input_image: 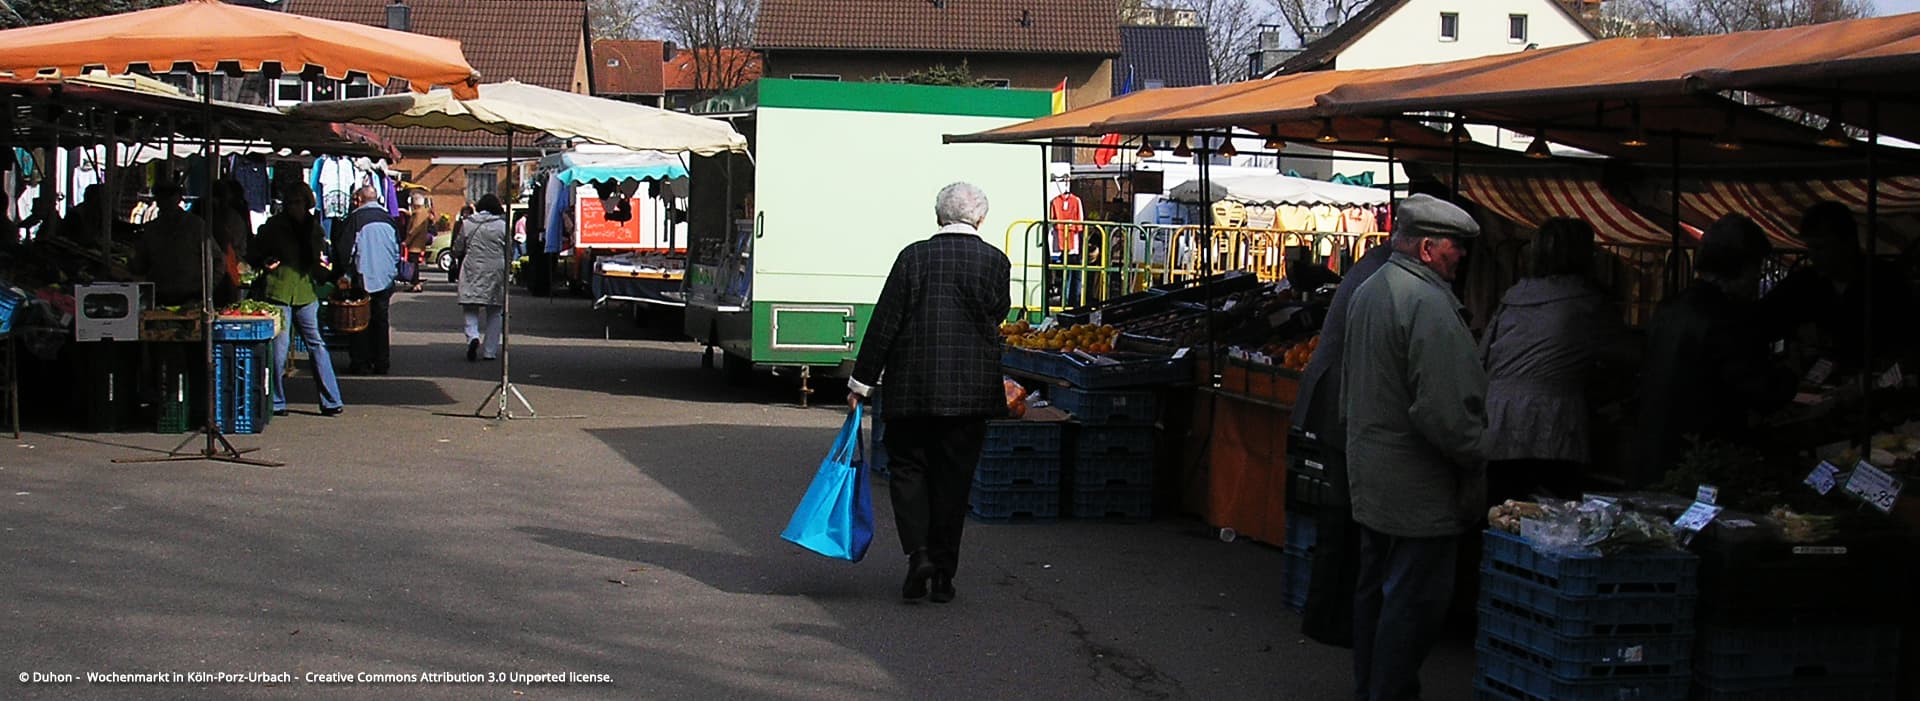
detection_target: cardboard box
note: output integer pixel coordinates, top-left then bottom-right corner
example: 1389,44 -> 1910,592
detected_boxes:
74,282 -> 152,342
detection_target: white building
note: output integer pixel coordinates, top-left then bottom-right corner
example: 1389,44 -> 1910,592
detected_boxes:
1262,0 -> 1597,182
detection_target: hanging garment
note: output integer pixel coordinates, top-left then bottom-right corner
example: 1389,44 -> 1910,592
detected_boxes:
1278,204 -> 1314,231
1340,206 -> 1376,234
231,156 -> 270,212
1309,204 -> 1341,232
1211,200 -> 1246,228
1244,204 -> 1277,230
314,156 -> 355,218
1049,192 -> 1084,255
544,172 -> 571,254
382,175 -> 401,219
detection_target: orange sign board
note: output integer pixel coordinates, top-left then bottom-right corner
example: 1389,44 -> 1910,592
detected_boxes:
576,196 -> 649,249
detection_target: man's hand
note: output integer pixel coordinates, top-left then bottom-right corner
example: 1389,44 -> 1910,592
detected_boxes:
846,392 -> 862,410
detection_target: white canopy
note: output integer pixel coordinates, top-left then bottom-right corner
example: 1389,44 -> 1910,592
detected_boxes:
1166,173 -> 1389,207
285,80 -> 749,156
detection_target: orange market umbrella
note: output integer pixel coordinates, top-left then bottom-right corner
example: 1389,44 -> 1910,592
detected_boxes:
0,0 -> 479,98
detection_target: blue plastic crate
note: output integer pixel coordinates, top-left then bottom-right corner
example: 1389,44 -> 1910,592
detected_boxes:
1689,674 -> 1899,701
1063,353 -> 1191,389
1483,529 -> 1698,597
1068,453 -> 1153,488
1067,485 -> 1151,519
984,420 -> 1065,454
1049,386 -> 1158,425
1695,624 -> 1902,683
1478,607 -> 1693,679
968,483 -> 1058,520
1285,511 -> 1317,553
214,341 -> 272,434
974,452 -> 1062,487
0,286 -> 22,335
1073,424 -> 1156,458
1282,546 -> 1311,612
1480,569 -> 1697,637
211,316 -> 276,341
1477,647 -> 1689,701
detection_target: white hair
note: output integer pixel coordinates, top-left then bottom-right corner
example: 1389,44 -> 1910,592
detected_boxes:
935,182 -> 989,227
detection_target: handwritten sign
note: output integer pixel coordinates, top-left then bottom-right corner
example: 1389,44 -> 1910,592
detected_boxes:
1673,501 -> 1724,533
1877,364 -> 1905,390
1843,461 -> 1903,513
1805,358 -> 1835,385
1805,461 -> 1840,495
1695,484 -> 1719,506
576,195 -> 677,250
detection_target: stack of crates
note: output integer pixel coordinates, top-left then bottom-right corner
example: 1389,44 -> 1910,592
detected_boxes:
1475,529 -> 1699,701
1280,428 -> 1331,612
966,420 -> 1064,520
212,318 -> 276,434
1689,528 -> 1909,700
1054,385 -> 1156,519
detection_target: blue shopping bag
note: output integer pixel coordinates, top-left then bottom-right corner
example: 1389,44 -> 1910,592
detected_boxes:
780,405 -> 875,561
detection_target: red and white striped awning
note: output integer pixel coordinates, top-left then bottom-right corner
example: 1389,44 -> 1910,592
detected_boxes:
1454,171 -> 1681,246
1679,177 -> 1920,251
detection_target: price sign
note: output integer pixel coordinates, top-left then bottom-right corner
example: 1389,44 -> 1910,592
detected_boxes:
1673,501 -> 1724,532
1805,461 -> 1840,495
1843,461 -> 1904,513
1805,358 -> 1835,385
1695,484 -> 1719,505
1877,363 -> 1905,389
1089,311 -> 1103,326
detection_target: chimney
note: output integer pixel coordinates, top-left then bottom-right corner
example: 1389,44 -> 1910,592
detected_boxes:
663,41 -> 677,62
386,0 -> 411,32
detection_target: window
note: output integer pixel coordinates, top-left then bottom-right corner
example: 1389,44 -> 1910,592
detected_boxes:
466,170 -> 497,204
275,76 -> 304,104
1439,12 -> 1459,41
790,73 -> 841,81
606,58 -> 620,67
1509,14 -> 1528,43
343,75 -> 373,99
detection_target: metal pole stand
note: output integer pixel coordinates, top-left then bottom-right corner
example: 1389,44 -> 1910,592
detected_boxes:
471,128 -> 581,422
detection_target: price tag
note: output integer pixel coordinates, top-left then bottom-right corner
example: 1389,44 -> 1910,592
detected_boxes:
1721,519 -> 1757,528
1843,461 -> 1904,513
1695,484 -> 1719,506
1877,363 -> 1904,389
1805,358 -> 1835,385
1089,311 -> 1103,326
1805,461 -> 1840,495
1673,501 -> 1724,532
1173,347 -> 1190,359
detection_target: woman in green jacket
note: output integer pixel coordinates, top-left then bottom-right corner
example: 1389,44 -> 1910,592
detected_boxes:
248,183 -> 344,417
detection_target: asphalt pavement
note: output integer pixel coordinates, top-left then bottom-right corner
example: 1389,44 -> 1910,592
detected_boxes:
1,280 -> 1474,700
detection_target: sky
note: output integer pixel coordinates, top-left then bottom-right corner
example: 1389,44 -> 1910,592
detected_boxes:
1878,0 -> 1920,15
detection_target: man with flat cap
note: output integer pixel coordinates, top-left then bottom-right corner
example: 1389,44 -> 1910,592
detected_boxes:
1341,194 -> 1488,701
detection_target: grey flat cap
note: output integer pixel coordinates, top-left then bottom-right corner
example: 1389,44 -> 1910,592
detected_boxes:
1396,194 -> 1479,239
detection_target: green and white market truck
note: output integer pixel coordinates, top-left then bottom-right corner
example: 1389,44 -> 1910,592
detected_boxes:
685,78 -> 1047,390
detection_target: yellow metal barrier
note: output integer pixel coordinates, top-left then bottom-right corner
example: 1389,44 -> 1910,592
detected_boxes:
1003,220 -> 1389,315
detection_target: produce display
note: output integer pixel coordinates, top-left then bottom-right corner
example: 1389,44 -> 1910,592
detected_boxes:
1244,334 -> 1319,371
1001,321 -> 1119,354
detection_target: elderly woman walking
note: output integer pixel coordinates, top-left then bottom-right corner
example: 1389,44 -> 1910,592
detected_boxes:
455,194 -> 510,361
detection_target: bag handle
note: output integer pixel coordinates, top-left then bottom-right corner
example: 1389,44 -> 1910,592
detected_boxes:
828,404 -> 863,465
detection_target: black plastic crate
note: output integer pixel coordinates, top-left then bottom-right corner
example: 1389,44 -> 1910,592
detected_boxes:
968,483 -> 1058,521
1689,674 -> 1898,701
1048,386 -> 1157,425
1068,453 -> 1152,488
974,452 -> 1062,487
1476,647 -> 1689,701
1282,546 -> 1310,613
1483,529 -> 1698,598
1692,525 -> 1916,625
1477,607 -> 1693,679
1695,624 -> 1902,683
1286,454 -> 1336,509
983,420 -> 1065,454
1479,568 -> 1696,637
1066,485 -> 1151,520
1072,424 -> 1156,458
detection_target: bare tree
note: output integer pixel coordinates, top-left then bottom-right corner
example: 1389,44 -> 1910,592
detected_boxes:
1598,0 -> 1870,37
641,0 -> 759,99
1266,0 -> 1361,46
1172,0 -> 1274,83
587,0 -> 651,40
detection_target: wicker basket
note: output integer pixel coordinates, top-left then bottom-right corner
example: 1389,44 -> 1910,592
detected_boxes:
329,293 -> 370,333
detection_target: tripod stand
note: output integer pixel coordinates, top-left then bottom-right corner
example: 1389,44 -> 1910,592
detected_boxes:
471,128 -> 580,421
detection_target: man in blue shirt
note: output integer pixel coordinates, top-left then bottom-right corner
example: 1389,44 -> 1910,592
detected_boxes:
341,186 -> 400,375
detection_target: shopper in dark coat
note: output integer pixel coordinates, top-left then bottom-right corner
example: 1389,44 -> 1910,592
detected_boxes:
847,182 -> 1011,604
1634,215 -> 1796,485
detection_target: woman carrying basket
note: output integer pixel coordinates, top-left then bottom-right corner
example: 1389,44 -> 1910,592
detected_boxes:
248,183 -> 345,417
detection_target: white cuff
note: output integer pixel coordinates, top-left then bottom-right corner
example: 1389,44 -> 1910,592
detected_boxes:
847,377 -> 875,397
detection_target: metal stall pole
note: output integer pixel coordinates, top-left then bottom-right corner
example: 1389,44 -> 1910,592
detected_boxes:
1669,132 -> 1684,298
1198,134 -> 1217,387
1862,99 -> 1881,446
476,128 -> 571,420
120,73 -> 278,467
1038,145 -> 1053,314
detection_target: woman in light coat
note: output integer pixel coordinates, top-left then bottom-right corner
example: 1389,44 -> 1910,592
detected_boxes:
1480,218 -> 1638,501
455,194 -> 510,361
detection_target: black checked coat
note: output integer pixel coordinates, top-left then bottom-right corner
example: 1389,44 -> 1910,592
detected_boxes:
853,226 -> 1012,418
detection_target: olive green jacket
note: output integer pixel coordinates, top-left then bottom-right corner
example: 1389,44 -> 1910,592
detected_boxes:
1341,252 -> 1488,538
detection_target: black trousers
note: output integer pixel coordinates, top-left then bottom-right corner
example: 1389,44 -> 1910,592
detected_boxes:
348,288 -> 392,371
882,416 -> 987,577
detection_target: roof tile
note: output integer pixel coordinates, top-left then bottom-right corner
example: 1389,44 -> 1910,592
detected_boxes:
755,0 -> 1120,55
1114,25 -> 1210,94
286,0 -> 587,151
594,39 -> 667,96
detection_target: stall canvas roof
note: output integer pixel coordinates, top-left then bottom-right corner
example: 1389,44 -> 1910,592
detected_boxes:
1166,173 -> 1389,208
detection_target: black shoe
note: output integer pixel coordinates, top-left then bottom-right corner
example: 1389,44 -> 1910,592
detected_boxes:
272,409 -> 289,417
319,406 -> 344,417
929,574 -> 956,603
901,549 -> 935,600
466,339 -> 479,362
